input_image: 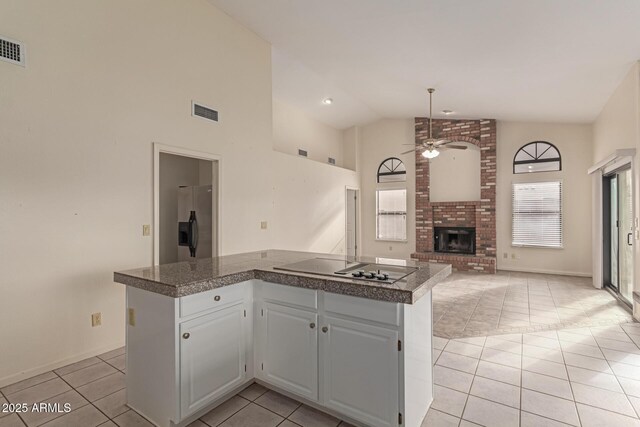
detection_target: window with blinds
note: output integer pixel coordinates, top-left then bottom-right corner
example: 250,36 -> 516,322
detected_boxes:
376,189 -> 407,241
512,181 -> 562,248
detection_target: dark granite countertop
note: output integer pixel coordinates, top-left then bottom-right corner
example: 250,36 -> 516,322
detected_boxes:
113,250 -> 451,304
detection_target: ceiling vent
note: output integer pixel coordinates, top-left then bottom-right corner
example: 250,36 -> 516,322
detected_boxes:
298,149 -> 308,157
192,101 -> 218,122
0,36 -> 25,66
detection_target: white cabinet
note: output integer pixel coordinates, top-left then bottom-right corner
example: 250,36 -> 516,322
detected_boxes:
180,302 -> 246,417
260,302 -> 318,401
321,316 -> 399,427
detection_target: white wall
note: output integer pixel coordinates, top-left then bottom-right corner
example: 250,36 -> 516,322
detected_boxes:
429,142 -> 481,202
358,119 -> 416,258
0,0 -> 357,385
497,122 -> 593,276
273,98 -> 347,168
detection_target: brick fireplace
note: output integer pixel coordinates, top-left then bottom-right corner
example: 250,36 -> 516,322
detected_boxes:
411,118 -> 497,273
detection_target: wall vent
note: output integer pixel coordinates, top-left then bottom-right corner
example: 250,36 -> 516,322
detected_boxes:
298,149 -> 308,157
192,101 -> 218,122
0,36 -> 25,66
328,157 -> 336,165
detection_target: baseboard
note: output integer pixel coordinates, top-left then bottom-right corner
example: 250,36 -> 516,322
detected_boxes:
497,266 -> 592,278
0,341 -> 125,388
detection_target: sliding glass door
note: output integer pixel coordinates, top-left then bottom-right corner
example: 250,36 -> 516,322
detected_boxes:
604,167 -> 634,305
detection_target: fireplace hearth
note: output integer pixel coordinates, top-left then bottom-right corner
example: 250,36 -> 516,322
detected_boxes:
434,227 -> 476,255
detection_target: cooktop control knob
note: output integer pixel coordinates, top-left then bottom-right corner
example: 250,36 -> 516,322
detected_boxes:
365,272 -> 376,279
351,271 -> 364,277
376,273 -> 389,281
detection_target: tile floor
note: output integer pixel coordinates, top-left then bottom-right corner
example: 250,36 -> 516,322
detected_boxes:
433,271 -> 633,338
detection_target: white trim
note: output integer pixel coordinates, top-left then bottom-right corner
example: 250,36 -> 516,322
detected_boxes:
0,341 -> 124,388
498,266 -> 592,277
153,143 -> 221,265
344,186 -> 359,257
588,148 -> 636,174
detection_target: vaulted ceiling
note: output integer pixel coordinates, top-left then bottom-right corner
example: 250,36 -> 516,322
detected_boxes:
210,0 -> 640,129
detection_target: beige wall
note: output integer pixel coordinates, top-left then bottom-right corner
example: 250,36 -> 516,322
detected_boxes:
358,119 -> 416,258
593,63 -> 640,163
273,98 -> 347,168
0,0 -> 357,385
497,122 -> 593,276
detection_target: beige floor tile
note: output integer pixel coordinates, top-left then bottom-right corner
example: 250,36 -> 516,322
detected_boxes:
434,365 -> 474,393
254,390 -> 300,418
421,409 -> 460,427
61,363 -> 118,388
436,352 -> 479,374
200,396 -> 249,426
469,376 -> 520,408
520,411 -> 572,427
40,404 -> 107,427
97,348 -> 125,362
567,366 -> 623,392
288,405 -> 340,427
462,395 -> 519,427
562,352 -> 613,373
443,341 -> 483,359
459,420 -> 482,427
76,373 -> 125,402
484,337 -> 522,355
431,385 -> 468,417
277,421 -> 299,427
452,336 -> 487,347
219,403 -> 283,427
475,360 -> 521,386
522,345 -> 564,363
105,355 -> 125,372
602,348 -> 640,366
560,341 -> 604,359
93,389 -> 128,419
522,371 -> 573,400
480,348 -> 521,368
19,389 -> 88,426
238,383 -> 268,401
571,382 -> 635,417
523,334 -> 560,349
611,361 -> 640,381
521,389 -> 579,426
619,377 -> 640,397
433,336 -> 449,350
595,337 -> 640,354
111,410 -> 154,426
1,373 -> 57,397
0,396 -> 7,419
576,403 -> 640,427
522,356 -> 568,380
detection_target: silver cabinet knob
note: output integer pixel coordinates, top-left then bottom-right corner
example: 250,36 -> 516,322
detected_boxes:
214,295 -> 221,302
182,333 -> 190,339
322,326 -> 328,333
310,323 -> 316,329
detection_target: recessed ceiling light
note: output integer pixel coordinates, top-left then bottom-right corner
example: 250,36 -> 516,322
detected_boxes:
322,98 -> 333,105
442,110 -> 454,115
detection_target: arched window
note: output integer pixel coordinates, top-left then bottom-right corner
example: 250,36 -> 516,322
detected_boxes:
513,141 -> 561,174
377,157 -> 406,183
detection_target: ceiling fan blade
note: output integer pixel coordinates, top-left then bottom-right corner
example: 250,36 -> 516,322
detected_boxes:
441,145 -> 468,150
401,149 -> 417,154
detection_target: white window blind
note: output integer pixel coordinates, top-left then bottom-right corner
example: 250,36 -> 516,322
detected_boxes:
512,181 -> 562,248
376,189 -> 407,241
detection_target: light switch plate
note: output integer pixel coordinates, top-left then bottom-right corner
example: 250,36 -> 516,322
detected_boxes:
91,312 -> 102,327
260,221 -> 268,230
142,224 -> 151,236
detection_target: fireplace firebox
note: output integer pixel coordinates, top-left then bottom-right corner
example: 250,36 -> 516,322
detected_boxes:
434,227 -> 476,255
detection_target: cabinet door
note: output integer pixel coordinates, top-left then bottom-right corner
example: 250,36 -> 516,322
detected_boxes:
321,316 -> 399,427
180,303 -> 246,418
261,302 -> 318,401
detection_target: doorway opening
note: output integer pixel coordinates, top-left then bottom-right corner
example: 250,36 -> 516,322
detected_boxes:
345,188 -> 358,257
603,166 -> 633,306
154,144 -> 220,265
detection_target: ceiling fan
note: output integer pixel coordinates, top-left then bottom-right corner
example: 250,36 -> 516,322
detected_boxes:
402,88 -> 468,159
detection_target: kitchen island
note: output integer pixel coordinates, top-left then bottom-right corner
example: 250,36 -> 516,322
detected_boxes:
114,250 -> 451,427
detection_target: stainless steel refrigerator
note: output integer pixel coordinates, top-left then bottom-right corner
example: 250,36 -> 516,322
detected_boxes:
177,185 -> 213,261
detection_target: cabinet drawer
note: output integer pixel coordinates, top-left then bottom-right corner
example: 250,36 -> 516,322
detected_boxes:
324,292 -> 399,326
180,283 -> 246,318
259,282 -> 317,310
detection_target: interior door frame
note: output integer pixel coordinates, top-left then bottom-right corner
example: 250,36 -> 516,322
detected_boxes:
344,186 -> 360,258
153,143 -> 221,265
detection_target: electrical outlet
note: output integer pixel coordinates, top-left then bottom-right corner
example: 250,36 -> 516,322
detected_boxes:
260,221 -> 268,230
511,253 -> 517,259
128,308 -> 136,327
142,224 -> 151,236
503,252 -> 508,259
389,246 -> 393,251
91,312 -> 102,327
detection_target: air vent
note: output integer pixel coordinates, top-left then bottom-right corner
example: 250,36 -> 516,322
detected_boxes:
298,149 -> 308,157
328,157 -> 336,165
192,102 -> 218,122
0,36 -> 25,66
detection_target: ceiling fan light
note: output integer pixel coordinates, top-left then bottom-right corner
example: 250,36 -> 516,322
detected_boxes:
422,149 -> 439,159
